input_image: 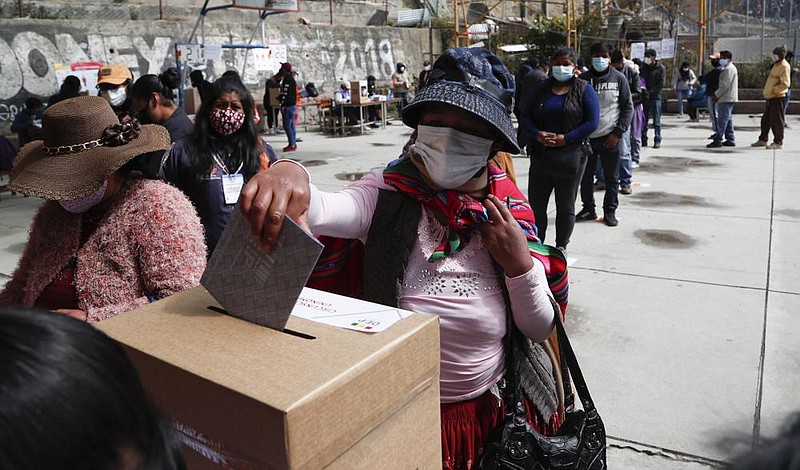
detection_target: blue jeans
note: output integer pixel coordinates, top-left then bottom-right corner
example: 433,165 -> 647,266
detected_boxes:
707,97 -> 718,138
642,98 -> 662,144
714,101 -> 735,143
283,105 -> 297,146
597,130 -> 633,185
785,89 -> 792,114
676,89 -> 690,115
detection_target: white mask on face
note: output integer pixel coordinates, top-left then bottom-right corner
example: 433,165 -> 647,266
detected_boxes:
643,57 -> 653,65
423,65 -> 432,71
102,87 -> 127,108
411,125 -> 494,189
773,54 -> 781,62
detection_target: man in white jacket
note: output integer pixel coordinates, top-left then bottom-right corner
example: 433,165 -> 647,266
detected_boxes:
708,50 -> 738,148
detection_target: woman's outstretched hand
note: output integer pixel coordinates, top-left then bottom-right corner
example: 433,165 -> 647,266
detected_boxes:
239,162 -> 311,253
480,194 -> 534,278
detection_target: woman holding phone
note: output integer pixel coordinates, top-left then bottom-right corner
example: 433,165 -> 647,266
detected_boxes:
521,47 -> 599,253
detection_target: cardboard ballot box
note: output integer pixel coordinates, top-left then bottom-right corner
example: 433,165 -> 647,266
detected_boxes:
97,286 -> 441,469
183,87 -> 203,115
267,88 -> 282,107
350,80 -> 369,104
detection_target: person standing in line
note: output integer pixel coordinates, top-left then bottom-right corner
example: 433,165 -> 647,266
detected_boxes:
752,47 -> 792,150
783,51 -> 794,127
277,62 -> 298,152
391,62 -> 412,113
521,47 -> 600,251
708,51 -> 738,148
700,54 -> 723,141
418,59 -> 433,91
611,50 -> 644,194
515,58 -> 550,153
263,73 -> 281,136
640,48 -> 666,148
674,61 -> 697,117
576,43 -> 633,227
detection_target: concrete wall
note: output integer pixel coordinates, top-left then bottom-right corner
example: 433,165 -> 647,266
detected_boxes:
0,19 -> 442,132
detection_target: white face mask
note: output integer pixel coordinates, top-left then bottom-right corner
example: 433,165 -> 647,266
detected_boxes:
411,125 -> 493,189
102,87 -> 127,108
423,65 -> 432,71
643,57 -> 653,65
773,54 -> 781,62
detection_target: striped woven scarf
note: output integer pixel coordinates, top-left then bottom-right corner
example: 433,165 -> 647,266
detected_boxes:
383,158 -> 569,314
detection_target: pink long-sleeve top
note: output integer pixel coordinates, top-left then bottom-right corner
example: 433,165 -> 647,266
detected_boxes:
308,169 -> 555,403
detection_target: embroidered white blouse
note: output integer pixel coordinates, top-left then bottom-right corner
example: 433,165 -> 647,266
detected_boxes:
308,169 -> 555,403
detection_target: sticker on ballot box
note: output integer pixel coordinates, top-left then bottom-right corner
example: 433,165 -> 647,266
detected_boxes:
291,288 -> 413,333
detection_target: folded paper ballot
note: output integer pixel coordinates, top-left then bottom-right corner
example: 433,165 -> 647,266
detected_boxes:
201,208 -> 323,331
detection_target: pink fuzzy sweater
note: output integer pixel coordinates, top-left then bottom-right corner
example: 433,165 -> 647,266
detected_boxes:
0,178 -> 207,322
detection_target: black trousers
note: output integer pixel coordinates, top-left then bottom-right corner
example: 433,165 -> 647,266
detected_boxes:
528,157 -> 586,248
580,137 -> 620,213
759,98 -> 786,144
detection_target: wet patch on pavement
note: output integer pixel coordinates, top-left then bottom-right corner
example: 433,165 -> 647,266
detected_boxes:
335,171 -> 370,181
637,156 -> 722,172
685,147 -> 741,154
628,191 -> 719,208
634,229 -> 697,248
298,159 -> 327,167
775,208 -> 800,219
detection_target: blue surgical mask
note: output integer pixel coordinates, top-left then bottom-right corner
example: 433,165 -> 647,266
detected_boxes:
552,66 -> 575,82
591,57 -> 610,72
719,59 -> 729,67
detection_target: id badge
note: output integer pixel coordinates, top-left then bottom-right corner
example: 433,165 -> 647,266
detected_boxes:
222,174 -> 244,205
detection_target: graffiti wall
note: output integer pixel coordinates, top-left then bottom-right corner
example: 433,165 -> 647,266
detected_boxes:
0,20 -> 439,129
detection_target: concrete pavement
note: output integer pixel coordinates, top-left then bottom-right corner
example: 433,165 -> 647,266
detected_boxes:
1,112 -> 798,468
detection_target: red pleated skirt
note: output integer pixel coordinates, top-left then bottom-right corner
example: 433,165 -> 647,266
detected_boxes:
440,389 -> 558,470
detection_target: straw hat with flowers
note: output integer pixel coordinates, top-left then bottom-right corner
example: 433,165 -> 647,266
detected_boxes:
10,96 -> 170,200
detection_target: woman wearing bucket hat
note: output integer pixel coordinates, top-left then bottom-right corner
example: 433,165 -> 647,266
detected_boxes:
0,96 -> 207,323
239,48 -> 570,469
161,76 -> 277,255
520,46 -> 600,252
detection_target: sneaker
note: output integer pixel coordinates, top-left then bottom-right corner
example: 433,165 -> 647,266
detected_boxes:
653,142 -> 661,149
282,144 -> 297,152
751,140 -> 768,147
706,141 -> 722,148
632,161 -> 640,169
767,143 -> 783,150
575,208 -> 597,221
620,184 -> 632,195
593,182 -> 605,191
296,138 -> 304,143
369,123 -> 380,128
604,211 -> 619,227
722,141 -> 736,147
708,134 -> 717,140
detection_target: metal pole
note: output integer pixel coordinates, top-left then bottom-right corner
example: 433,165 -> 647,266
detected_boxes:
18,0 -> 23,17
329,0 -> 333,25
745,0 -> 749,37
159,0 -> 163,20
788,0 -> 793,39
761,0 -> 766,55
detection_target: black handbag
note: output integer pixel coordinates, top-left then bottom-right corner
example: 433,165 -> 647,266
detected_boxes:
479,301 -> 606,470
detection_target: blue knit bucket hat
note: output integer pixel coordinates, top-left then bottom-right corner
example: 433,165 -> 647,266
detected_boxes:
401,48 -> 519,154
